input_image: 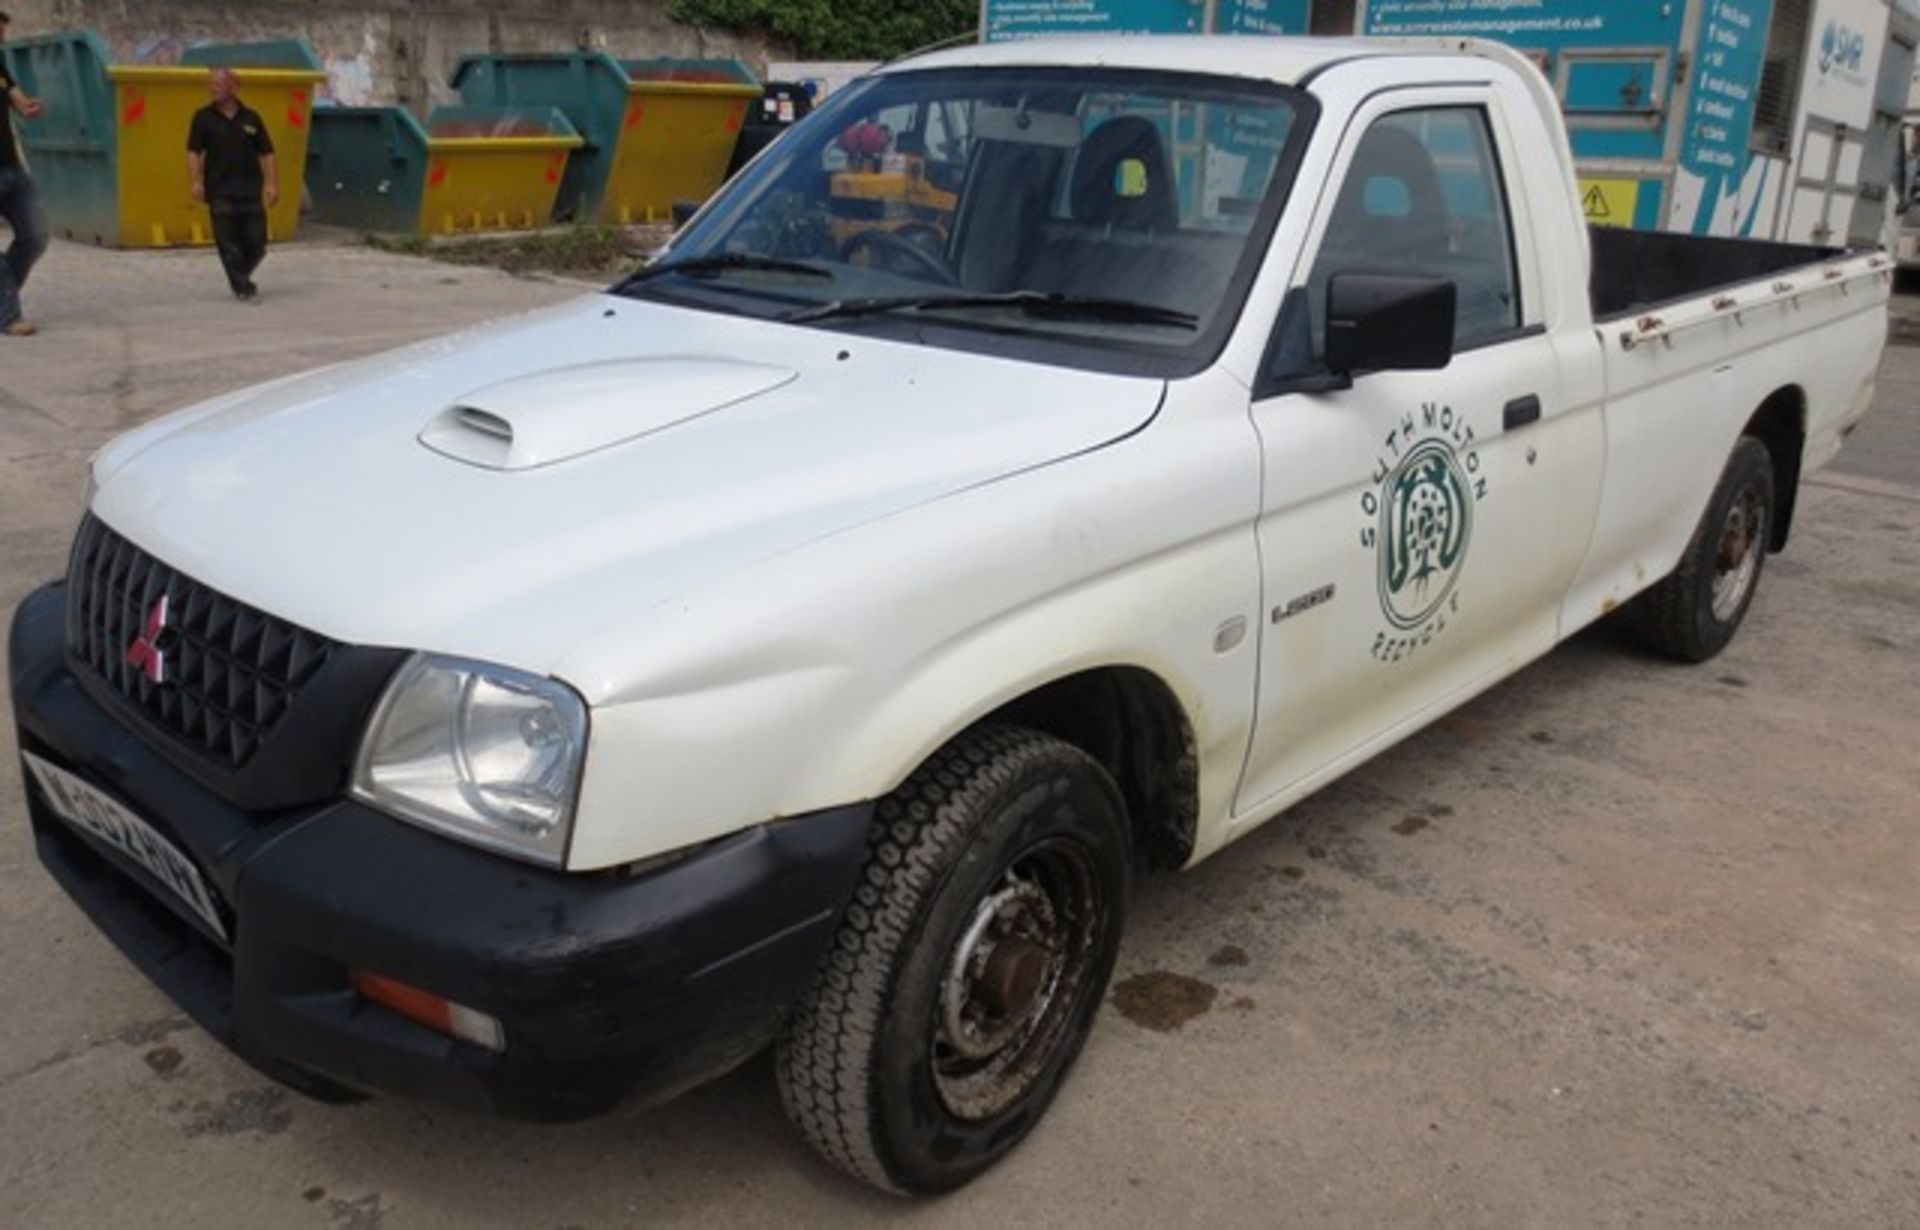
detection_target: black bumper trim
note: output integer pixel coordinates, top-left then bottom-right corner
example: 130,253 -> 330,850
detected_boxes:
32,819 -> 364,1104
11,581 -> 873,1121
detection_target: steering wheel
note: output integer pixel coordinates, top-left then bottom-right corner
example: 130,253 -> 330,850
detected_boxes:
840,227 -> 957,285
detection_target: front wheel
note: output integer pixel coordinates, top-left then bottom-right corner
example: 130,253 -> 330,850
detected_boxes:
1631,435 -> 1776,662
776,725 -> 1129,1195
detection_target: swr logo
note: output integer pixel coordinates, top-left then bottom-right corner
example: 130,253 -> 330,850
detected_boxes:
125,595 -> 169,685
1820,21 -> 1866,76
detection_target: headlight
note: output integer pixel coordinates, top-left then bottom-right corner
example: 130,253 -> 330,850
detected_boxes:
352,654 -> 589,867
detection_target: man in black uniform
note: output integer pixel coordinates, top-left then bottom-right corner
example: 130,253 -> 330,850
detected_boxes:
186,68 -> 279,301
0,8 -> 51,337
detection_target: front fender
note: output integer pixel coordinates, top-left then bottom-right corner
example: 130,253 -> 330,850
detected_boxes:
561,375 -> 1263,870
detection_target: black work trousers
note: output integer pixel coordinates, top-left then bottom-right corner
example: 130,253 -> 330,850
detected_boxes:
209,198 -> 268,294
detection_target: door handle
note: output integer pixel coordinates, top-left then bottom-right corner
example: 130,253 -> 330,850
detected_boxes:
1503,394 -> 1542,431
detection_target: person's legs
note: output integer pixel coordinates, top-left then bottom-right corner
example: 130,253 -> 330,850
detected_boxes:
238,206 -> 268,287
208,200 -> 254,296
0,167 -> 51,330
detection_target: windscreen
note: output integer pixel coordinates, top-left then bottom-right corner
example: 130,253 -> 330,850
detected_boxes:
629,67 -> 1311,373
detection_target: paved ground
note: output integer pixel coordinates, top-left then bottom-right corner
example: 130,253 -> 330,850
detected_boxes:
2,237 -> 1918,1228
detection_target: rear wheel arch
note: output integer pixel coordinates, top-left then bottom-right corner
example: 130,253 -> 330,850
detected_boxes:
1630,435 -> 1775,662
1742,385 -> 1806,551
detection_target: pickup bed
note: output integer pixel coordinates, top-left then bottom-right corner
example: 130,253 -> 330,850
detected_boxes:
8,35 -> 1888,1194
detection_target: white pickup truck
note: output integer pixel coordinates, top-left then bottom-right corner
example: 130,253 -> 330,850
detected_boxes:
9,36 -> 1889,1194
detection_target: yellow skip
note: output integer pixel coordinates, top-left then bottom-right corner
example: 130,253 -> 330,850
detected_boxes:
109,66 -> 325,248
414,135 -> 583,236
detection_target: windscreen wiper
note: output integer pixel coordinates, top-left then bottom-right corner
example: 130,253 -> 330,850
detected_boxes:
615,252 -> 835,292
784,291 -> 1199,330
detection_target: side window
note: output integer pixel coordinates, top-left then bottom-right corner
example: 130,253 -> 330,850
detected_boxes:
1305,107 -> 1520,353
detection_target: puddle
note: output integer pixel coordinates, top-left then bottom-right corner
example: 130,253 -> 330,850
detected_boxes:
1111,972 -> 1218,1032
143,1045 -> 183,1076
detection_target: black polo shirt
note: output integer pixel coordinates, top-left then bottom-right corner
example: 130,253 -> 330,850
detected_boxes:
187,102 -> 274,203
0,63 -> 22,170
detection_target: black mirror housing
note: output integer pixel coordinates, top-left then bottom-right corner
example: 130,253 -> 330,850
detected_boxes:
671,200 -> 701,230
1325,273 -> 1457,377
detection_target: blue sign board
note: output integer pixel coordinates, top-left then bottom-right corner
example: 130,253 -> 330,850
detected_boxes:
1680,0 -> 1774,234
983,0 -> 1310,42
1364,0 -> 1777,235
1219,0 -> 1314,35
1365,0 -> 1685,164
983,0 -> 1207,42
1361,0 -> 1678,47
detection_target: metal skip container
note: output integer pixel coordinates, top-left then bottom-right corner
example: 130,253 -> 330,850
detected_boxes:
1,30 -> 324,248
450,52 -> 761,224
305,105 -> 585,235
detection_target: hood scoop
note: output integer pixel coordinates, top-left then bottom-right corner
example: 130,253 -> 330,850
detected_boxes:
420,356 -> 797,471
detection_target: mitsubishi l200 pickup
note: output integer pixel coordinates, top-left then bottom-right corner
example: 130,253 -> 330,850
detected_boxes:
9,36 -> 1889,1194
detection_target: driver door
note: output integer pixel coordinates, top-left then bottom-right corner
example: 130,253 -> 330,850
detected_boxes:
1233,90 -> 1603,818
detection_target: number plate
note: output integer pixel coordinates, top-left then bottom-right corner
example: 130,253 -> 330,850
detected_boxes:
22,751 -> 229,942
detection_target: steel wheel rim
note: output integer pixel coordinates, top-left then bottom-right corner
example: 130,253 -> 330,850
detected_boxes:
1711,484 -> 1767,622
930,837 -> 1102,1121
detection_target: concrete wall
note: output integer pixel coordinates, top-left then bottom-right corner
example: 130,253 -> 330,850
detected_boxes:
2,1 -> 780,112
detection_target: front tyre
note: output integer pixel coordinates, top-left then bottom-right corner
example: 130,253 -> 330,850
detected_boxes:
1631,435 -> 1776,663
776,725 -> 1129,1195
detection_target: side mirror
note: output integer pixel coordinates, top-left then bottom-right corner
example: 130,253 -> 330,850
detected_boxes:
1324,273 -> 1456,378
671,199 -> 701,230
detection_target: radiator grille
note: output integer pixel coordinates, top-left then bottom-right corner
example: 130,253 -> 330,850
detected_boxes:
65,515 -> 336,770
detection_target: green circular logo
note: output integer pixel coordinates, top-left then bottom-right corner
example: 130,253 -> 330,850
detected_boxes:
1377,439 -> 1473,630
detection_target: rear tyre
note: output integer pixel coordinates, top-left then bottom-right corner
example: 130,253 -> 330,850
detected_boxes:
1631,436 -> 1775,663
775,725 -> 1129,1195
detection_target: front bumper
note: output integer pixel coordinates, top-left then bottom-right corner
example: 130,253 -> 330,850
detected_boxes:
9,582 -> 871,1121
